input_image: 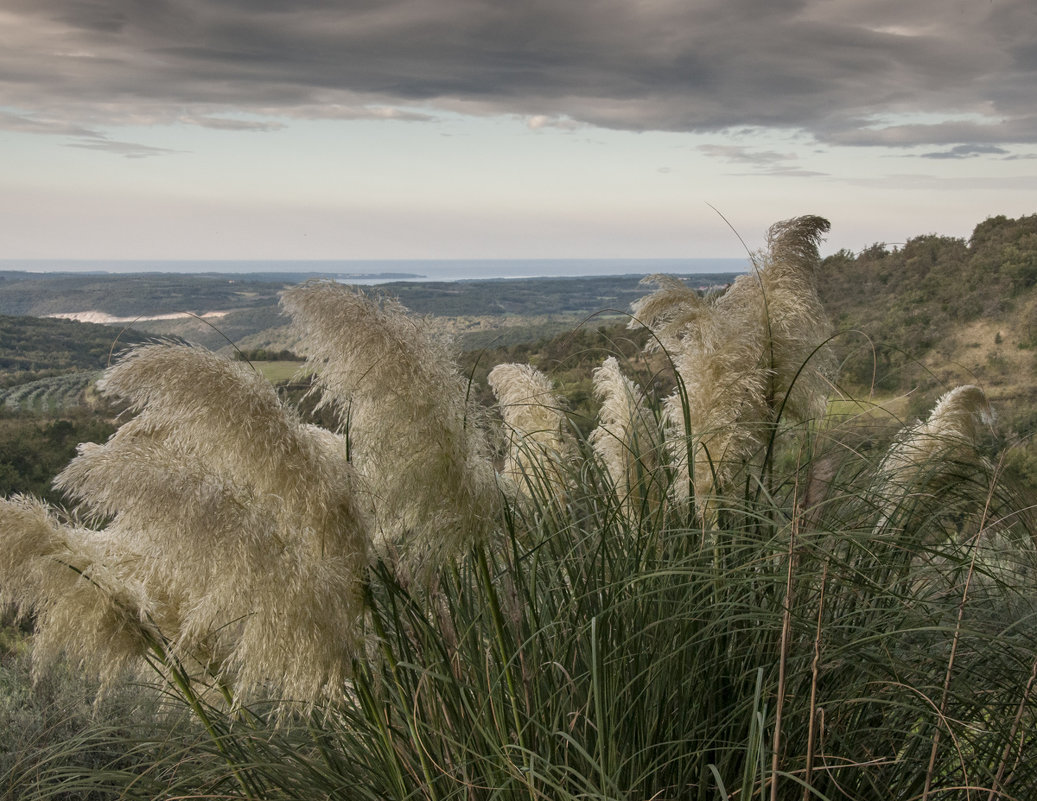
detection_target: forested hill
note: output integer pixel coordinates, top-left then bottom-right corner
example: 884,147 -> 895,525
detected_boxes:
0,272 -> 286,317
0,315 -> 151,388
817,212 -> 1037,397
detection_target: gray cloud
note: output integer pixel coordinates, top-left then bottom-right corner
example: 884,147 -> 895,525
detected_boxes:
179,115 -> 285,132
0,110 -> 98,138
698,143 -> 826,177
2,0 -> 1036,147
698,145 -> 793,166
65,137 -> 181,158
920,144 -> 1010,160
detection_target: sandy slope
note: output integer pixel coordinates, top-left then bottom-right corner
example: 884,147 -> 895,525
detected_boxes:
45,310 -> 230,324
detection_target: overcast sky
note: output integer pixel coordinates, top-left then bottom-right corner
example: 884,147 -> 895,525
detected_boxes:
2,0 -> 1036,262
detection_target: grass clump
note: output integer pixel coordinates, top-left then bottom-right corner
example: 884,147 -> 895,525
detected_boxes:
3,216 -> 1037,799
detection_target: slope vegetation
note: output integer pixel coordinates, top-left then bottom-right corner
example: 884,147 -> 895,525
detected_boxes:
818,213 -> 1037,411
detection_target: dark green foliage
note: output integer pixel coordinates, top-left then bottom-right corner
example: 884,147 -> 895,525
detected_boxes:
0,316 -> 150,388
231,348 -> 302,362
818,213 -> 1037,392
0,410 -> 117,504
0,273 -> 287,318
382,273 -> 738,318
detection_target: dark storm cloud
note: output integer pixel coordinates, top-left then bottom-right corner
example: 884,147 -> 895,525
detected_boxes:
2,0 -> 1035,146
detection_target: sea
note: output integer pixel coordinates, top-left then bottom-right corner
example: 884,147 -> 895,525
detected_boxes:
0,258 -> 749,284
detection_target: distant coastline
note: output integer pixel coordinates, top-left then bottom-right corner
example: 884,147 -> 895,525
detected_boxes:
0,258 -> 749,284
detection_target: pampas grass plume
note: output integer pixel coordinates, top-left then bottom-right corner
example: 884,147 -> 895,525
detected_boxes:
879,385 -> 994,485
281,280 -> 500,570
629,274 -> 710,353
0,496 -> 150,687
873,385 -> 995,536
589,357 -> 665,519
632,215 -> 835,509
55,343 -> 370,702
488,362 -> 575,502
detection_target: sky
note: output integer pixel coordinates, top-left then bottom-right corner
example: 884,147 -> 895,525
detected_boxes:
2,0 -> 1036,263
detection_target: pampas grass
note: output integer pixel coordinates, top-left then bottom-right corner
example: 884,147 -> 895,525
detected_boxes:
0,496 -> 149,688
881,384 -> 994,478
281,281 -> 500,571
632,215 -> 835,513
78,344 -> 368,703
589,356 -> 665,521
873,384 -> 997,537
1,343 -> 371,705
488,362 -> 575,503
5,217 -> 1037,800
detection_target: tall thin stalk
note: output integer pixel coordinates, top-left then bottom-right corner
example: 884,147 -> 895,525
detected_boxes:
921,460 -> 1001,801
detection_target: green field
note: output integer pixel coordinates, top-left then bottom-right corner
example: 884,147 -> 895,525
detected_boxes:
251,360 -> 307,382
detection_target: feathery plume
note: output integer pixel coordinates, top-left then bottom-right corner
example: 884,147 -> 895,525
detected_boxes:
589,357 -> 665,519
0,496 -> 151,687
488,363 -> 574,503
54,343 -> 370,702
629,274 -> 710,353
731,214 -> 835,421
281,281 -> 500,569
879,385 -> 993,478
631,216 -> 835,510
875,385 -> 995,534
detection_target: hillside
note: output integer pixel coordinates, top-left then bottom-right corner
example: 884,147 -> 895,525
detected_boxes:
0,272 -> 288,318
0,271 -> 739,353
0,314 -> 152,389
817,213 -> 1037,416
0,271 -> 736,321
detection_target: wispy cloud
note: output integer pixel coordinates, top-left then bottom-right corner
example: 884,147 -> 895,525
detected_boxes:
526,115 -> 583,132
178,115 -> 284,132
698,143 -> 826,177
920,144 -> 1010,159
0,111 -> 98,138
698,144 -> 791,167
66,137 -> 180,158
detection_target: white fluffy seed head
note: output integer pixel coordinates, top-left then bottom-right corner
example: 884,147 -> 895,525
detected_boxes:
54,342 -> 371,702
881,385 -> 994,477
629,274 -> 710,353
0,496 -> 151,687
874,385 -> 995,533
924,385 -> 995,442
488,363 -> 574,502
632,216 -> 835,511
589,357 -> 665,517
281,280 -> 500,569
95,343 -> 346,520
